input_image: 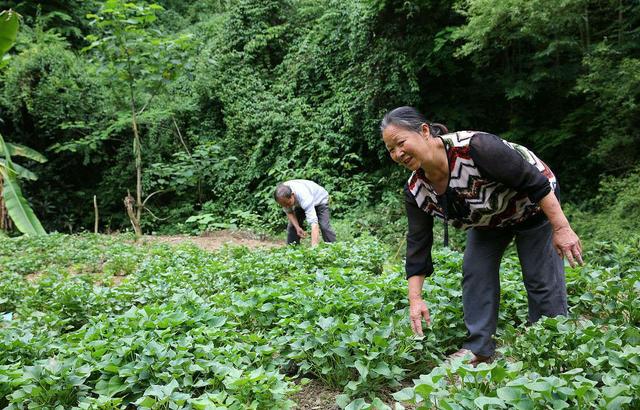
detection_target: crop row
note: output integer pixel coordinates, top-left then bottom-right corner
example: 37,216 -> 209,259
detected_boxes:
0,234 -> 638,409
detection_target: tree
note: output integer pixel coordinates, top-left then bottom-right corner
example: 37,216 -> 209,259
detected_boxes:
84,0 -> 191,237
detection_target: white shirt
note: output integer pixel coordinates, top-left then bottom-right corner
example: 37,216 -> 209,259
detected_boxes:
282,179 -> 329,225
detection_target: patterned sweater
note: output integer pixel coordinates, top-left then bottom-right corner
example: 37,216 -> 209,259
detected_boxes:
405,131 -> 557,278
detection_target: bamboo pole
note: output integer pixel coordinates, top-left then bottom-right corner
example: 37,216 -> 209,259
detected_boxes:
93,195 -> 99,234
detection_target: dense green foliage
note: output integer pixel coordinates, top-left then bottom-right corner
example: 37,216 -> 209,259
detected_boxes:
0,0 -> 637,234
0,9 -> 47,235
0,234 -> 638,408
1,1 -> 639,408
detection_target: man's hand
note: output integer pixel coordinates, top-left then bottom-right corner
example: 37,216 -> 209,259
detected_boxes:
409,298 -> 431,336
296,226 -> 307,238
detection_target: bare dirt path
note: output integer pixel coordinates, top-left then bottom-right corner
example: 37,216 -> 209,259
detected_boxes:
142,230 -> 285,251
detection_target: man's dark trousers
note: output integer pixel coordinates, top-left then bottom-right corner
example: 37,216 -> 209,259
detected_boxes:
287,204 -> 336,244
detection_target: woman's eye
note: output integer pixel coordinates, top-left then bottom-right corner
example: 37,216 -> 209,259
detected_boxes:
398,140 -> 404,147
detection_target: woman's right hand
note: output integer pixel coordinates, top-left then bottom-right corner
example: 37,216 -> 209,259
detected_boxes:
409,298 -> 431,336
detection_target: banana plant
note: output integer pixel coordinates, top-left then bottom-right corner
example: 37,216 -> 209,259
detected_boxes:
0,142 -> 46,180
0,9 -> 18,67
0,10 -> 47,235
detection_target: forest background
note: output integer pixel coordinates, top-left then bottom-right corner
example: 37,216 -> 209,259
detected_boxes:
1,0 -> 639,243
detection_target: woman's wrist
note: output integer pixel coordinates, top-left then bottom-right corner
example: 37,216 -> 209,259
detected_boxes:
408,295 -> 423,303
407,275 -> 425,303
552,223 -> 571,232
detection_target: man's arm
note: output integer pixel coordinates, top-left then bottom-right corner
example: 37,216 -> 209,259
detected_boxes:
310,223 -> 320,246
286,212 -> 306,238
300,203 -> 320,246
292,186 -> 320,244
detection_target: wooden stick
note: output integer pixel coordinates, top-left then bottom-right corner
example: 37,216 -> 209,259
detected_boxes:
93,195 -> 99,234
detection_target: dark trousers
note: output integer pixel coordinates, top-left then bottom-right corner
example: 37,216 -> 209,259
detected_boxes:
461,219 -> 567,357
286,204 -> 336,244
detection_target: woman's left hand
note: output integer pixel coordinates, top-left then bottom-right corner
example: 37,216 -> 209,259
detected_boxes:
552,225 -> 583,267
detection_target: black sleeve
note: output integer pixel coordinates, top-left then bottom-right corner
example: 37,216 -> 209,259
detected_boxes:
470,133 -> 551,203
404,184 -> 434,279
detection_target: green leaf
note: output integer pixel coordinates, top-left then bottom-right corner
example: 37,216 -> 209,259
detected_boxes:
513,400 -> 535,410
345,398 -> 367,410
525,381 -> 552,392
135,396 -> 156,407
0,10 -> 19,57
95,376 -> 127,397
0,160 -> 37,181
550,400 -> 570,409
414,383 -> 434,398
586,357 -> 607,367
392,388 -> 414,402
0,134 -> 46,235
439,399 -> 464,410
606,396 -> 632,410
372,361 -> 391,377
497,387 -> 522,401
336,394 -> 351,408
317,316 -> 335,330
0,142 -> 47,163
474,396 -> 505,409
490,365 -> 508,384
346,380 -> 360,391
354,360 -> 369,379
602,385 -> 628,399
371,398 -> 391,410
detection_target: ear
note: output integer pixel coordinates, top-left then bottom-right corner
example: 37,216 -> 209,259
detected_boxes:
421,123 -> 431,139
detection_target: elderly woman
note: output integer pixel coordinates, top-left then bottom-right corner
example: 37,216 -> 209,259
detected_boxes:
381,106 -> 583,364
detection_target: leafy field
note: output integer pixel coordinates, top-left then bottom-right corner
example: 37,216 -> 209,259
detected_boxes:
0,234 -> 639,409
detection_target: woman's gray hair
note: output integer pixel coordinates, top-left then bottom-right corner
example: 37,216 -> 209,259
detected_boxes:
380,106 -> 448,136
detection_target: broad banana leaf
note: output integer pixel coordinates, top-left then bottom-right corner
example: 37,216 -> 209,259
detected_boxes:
0,159 -> 38,180
0,10 -> 19,57
0,134 -> 46,235
0,142 -> 47,163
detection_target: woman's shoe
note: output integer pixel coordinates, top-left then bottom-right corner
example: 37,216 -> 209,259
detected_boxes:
447,348 -> 491,367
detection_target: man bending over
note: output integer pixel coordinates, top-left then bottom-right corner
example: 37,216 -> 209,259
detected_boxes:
274,180 -> 337,246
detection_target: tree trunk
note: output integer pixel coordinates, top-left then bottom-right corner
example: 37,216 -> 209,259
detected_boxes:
124,192 -> 142,238
126,52 -> 143,239
618,0 -> 623,45
131,103 -> 142,224
0,180 -> 12,233
585,6 -> 591,49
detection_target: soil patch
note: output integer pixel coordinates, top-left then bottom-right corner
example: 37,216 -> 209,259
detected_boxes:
24,273 -> 40,283
292,379 -> 342,409
142,230 -> 285,252
290,379 -> 416,410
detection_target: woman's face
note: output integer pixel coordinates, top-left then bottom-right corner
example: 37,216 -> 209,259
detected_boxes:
382,124 -> 430,171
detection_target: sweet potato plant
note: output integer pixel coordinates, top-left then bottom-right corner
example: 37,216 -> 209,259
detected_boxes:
0,234 -> 638,409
